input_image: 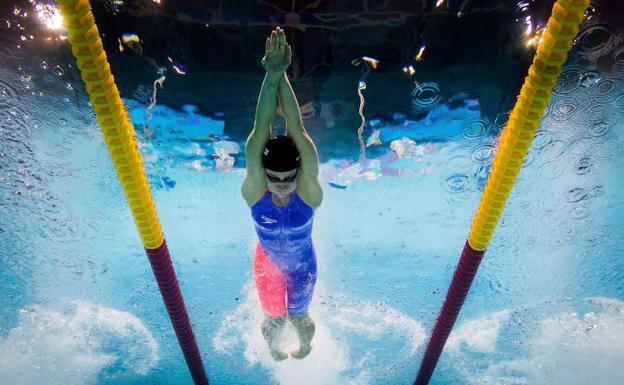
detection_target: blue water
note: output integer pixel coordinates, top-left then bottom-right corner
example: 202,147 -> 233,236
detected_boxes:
2,3 -> 624,385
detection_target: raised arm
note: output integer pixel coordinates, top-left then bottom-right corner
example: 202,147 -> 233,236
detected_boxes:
276,35 -> 322,207
246,70 -> 282,174
277,74 -> 319,179
242,28 -> 291,206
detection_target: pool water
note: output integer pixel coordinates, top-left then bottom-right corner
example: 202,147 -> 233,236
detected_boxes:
1,1 -> 623,385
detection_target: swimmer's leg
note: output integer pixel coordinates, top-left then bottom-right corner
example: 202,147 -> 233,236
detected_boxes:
287,257 -> 317,359
261,315 -> 288,361
253,243 -> 289,360
289,313 -> 315,359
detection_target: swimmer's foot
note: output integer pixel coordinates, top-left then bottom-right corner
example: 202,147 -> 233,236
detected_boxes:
290,345 -> 312,359
270,348 -> 288,361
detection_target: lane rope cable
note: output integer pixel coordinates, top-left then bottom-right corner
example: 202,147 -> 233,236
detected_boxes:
414,1 -> 590,384
55,1 -> 209,384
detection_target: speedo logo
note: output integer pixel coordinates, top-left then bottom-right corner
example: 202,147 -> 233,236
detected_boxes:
261,215 -> 277,224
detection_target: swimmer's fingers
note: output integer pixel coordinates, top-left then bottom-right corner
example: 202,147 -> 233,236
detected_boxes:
276,37 -> 284,55
270,30 -> 278,51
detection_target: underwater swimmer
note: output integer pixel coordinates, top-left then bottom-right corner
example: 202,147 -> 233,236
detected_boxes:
241,27 -> 323,361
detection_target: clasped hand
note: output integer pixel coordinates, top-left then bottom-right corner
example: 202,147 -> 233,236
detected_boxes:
262,27 -> 291,74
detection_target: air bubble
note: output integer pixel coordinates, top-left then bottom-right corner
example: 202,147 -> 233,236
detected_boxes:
461,120 -> 487,139
575,23 -> 614,58
579,70 -> 601,87
31,118 -> 43,130
554,67 -> 582,94
411,82 -> 441,113
493,111 -> 511,132
52,65 -> 64,76
551,96 -> 579,121
584,6 -> 597,21
591,78 -> 622,103
589,121 -> 611,138
443,173 -> 470,194
566,187 -> 589,203
575,157 -> 593,175
589,184 -> 603,198
471,144 -> 495,163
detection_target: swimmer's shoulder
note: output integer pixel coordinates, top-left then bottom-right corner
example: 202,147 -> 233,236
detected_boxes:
242,170 -> 268,208
296,178 -> 323,209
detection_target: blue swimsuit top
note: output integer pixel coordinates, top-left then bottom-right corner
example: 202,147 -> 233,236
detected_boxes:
251,191 -> 315,273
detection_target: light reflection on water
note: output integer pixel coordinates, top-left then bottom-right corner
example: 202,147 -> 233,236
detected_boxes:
1,2 -> 624,385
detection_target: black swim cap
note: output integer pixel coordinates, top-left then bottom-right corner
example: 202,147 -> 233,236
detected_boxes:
262,135 -> 300,172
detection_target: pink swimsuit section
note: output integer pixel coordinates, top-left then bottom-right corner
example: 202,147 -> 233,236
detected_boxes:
253,242 -> 288,317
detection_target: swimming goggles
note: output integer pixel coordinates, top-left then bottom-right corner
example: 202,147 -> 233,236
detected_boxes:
265,171 -> 298,183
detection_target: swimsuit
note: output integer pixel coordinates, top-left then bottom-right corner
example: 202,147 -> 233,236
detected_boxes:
251,191 -> 317,317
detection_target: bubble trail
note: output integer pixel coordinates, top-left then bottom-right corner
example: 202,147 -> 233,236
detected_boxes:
145,75 -> 166,138
356,80 -> 367,161
351,56 -> 379,162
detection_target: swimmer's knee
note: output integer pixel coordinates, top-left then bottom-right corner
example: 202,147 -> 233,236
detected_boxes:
289,312 -> 313,326
263,315 -> 287,328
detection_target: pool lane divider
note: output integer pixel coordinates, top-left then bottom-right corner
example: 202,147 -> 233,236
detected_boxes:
414,1 -> 590,384
55,1 -> 209,384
